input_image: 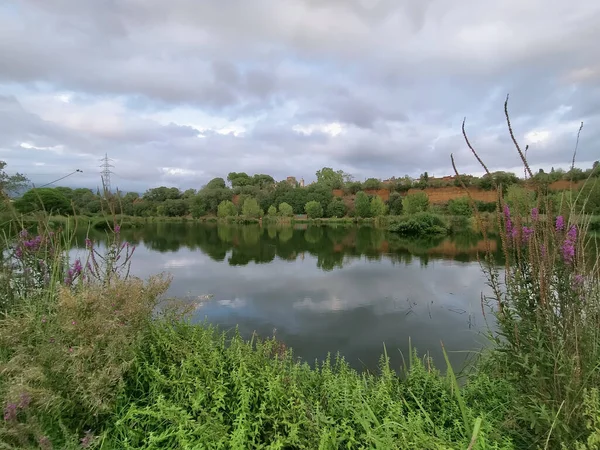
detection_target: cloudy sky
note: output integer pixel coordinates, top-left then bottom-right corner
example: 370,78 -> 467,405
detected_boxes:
1,0 -> 598,192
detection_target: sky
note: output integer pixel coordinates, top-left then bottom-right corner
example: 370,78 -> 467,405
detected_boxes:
1,0 -> 599,193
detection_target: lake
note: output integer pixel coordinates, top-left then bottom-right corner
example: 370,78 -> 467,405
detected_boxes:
75,222 -> 502,371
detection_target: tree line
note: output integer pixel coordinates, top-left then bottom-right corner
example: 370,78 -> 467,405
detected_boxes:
3,162 -> 599,219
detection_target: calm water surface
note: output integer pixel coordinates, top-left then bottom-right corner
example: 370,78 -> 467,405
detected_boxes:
76,223 -> 502,371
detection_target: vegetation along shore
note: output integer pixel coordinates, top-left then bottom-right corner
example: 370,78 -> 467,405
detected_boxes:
1,106 -> 600,448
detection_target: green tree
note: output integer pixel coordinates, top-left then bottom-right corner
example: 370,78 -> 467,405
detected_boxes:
363,178 -> 382,190
278,202 -> 293,217
205,178 -> 227,190
267,205 -> 277,216
315,167 -> 349,189
402,191 -> 429,214
354,191 -> 371,217
388,192 -> 403,215
14,188 -> 72,215
162,199 -> 189,217
242,197 -> 262,218
304,200 -> 323,218
447,197 -> 472,216
251,174 -> 275,188
0,161 -> 28,198
227,172 -> 252,188
370,196 -> 387,216
217,200 -> 237,218
143,186 -> 181,202
327,198 -> 347,217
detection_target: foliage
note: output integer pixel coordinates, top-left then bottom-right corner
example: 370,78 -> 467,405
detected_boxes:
402,191 -> 429,214
388,213 -> 448,236
100,322 -> 511,449
278,202 -> 294,217
241,197 -> 262,218
304,200 -> 323,219
315,167 -> 349,189
143,186 -> 181,203
267,205 -> 277,216
205,177 -> 227,190
354,191 -> 371,218
326,198 -> 347,218
363,178 -> 382,190
14,188 -> 72,215
217,200 -> 237,218
159,199 -> 189,217
504,185 -> 535,217
387,192 -> 403,215
447,197 -> 472,216
0,161 -> 29,198
370,196 -> 387,217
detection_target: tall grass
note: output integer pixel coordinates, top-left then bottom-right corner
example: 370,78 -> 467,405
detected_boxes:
455,95 -> 600,448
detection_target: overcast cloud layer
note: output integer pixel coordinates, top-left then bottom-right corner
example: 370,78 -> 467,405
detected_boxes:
1,0 -> 599,192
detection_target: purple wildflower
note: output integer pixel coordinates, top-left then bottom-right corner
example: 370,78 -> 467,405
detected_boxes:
561,224 -> 578,264
573,274 -> 584,286
85,238 -> 93,249
19,229 -> 28,238
15,247 -> 23,259
114,224 -> 121,234
531,207 -> 539,220
567,224 -> 577,241
556,215 -> 565,232
18,392 -> 31,409
522,226 -> 534,242
3,402 -> 17,421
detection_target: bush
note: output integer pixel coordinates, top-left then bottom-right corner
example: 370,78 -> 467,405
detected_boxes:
388,213 -> 448,236
14,188 -> 72,215
447,197 -> 472,216
388,192 -> 403,215
362,178 -> 382,190
326,198 -> 347,218
370,196 -> 387,217
217,200 -> 237,218
304,200 -> 323,218
354,191 -> 371,218
242,197 -> 262,218
267,205 -> 277,216
278,202 -> 294,217
402,191 -> 429,214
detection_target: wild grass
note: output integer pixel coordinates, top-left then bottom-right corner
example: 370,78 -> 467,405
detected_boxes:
453,95 -> 600,448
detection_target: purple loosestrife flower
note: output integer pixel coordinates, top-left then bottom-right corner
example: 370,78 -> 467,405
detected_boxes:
18,392 -> 31,409
3,402 -> 17,421
114,224 -> 121,234
15,247 -> 23,259
562,226 -> 577,264
556,215 -> 565,232
19,229 -> 28,238
85,238 -> 93,249
531,207 -> 539,221
573,274 -> 584,287
522,226 -> 534,242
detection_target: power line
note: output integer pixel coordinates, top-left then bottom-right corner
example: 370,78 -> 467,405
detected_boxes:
35,169 -> 83,188
100,153 -> 114,193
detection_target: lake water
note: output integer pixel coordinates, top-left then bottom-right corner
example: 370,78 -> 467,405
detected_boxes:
75,223 -> 502,371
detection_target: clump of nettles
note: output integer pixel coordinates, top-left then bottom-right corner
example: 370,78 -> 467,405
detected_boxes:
0,221 -> 170,448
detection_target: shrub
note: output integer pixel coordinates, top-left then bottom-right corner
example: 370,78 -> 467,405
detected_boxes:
217,200 -> 237,218
447,197 -> 472,216
242,197 -> 262,218
370,196 -> 387,217
402,191 -> 429,214
304,200 -> 323,219
362,178 -> 382,190
354,191 -> 371,218
14,188 -> 72,215
267,205 -> 277,216
326,198 -> 347,218
388,192 -> 403,215
278,202 -> 294,217
388,213 -> 448,236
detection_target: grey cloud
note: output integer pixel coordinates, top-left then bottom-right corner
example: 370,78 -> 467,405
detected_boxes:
1,0 -> 599,190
